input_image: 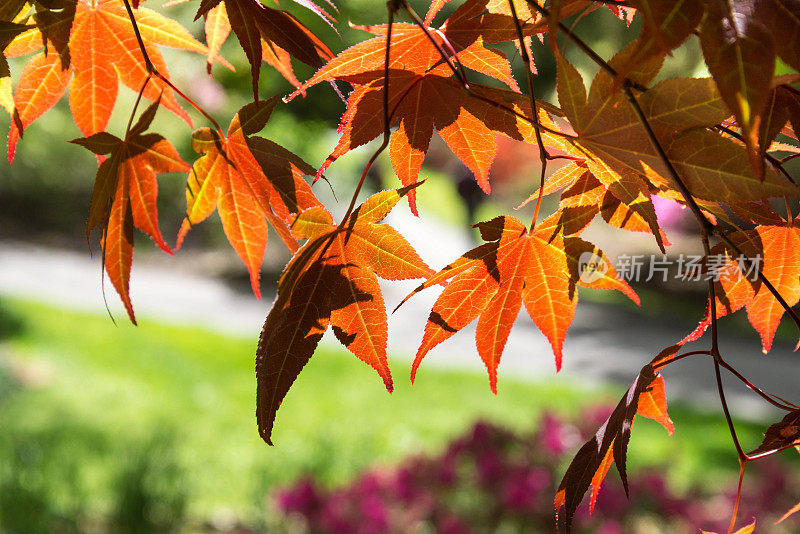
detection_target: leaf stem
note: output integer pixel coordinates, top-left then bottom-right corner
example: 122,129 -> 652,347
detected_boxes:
523,0 -> 647,92
506,0 -> 550,230
714,357 -> 747,461
715,124 -> 798,186
652,349 -> 710,370
338,2 -> 395,226
717,358 -> 798,411
121,0 -> 224,135
701,232 -> 720,353
125,75 -> 152,134
728,460 -> 746,534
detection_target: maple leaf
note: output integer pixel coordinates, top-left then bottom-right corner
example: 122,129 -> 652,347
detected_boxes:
555,45 -> 800,249
689,215 -> 800,353
701,0 -> 776,179
255,183 -> 434,444
749,409 -> 800,457
555,346 -> 676,532
294,66 -> 563,214
283,0 -> 587,213
71,97 -> 189,323
193,0 -> 333,100
5,0 -> 218,161
399,215 -> 637,392
177,97 -> 322,298
701,519 -> 756,534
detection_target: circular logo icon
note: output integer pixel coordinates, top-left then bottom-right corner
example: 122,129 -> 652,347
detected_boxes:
578,251 -> 609,284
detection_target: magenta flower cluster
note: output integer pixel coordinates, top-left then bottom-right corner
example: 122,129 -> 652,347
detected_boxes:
275,411 -> 799,533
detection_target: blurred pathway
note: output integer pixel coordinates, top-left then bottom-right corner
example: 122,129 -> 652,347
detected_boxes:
1,211 -> 798,420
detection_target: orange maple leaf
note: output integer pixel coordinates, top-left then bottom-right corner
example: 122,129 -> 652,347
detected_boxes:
71,98 -> 189,323
5,0 -> 218,161
193,0 -> 332,99
556,346 -> 676,531
255,183 -> 435,444
690,214 -> 800,353
554,45 -> 799,249
399,215 -> 638,392
295,66 -> 563,214
177,97 -> 322,298
701,519 -> 756,534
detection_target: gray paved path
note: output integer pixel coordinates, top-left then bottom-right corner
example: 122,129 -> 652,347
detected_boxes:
1,211 -> 797,420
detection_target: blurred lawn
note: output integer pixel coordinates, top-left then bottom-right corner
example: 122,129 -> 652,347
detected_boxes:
0,297 -> 775,529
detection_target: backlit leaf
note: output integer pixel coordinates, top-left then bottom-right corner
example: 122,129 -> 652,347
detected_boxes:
256,184 -> 434,444
403,215 -> 637,390
71,99 -> 189,323
177,98 -> 321,298
6,0 -> 214,160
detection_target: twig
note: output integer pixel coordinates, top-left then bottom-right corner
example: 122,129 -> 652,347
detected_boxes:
400,0 -> 469,88
338,3 -> 395,225
652,349 -> 711,371
728,461 -> 746,534
717,358 -> 798,411
714,124 -> 798,186
523,0 -> 647,92
121,0 -> 224,134
506,0 -> 551,229
714,358 -> 746,461
125,76 -> 152,134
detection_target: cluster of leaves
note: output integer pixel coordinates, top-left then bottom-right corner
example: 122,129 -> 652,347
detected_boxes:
3,0 -> 800,530
275,414 -> 800,533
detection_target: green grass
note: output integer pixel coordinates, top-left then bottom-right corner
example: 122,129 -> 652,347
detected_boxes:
0,297 -> 778,527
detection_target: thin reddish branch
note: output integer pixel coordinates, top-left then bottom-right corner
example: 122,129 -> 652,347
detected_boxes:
523,0 -> 647,92
715,124 -> 797,186
338,3 -> 396,226
121,0 -> 224,134
729,460 -> 746,534
505,0 -> 551,230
